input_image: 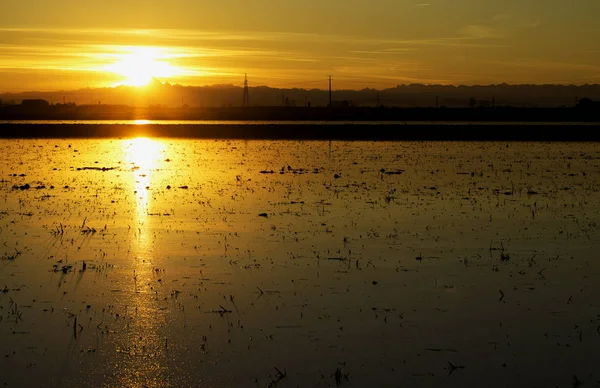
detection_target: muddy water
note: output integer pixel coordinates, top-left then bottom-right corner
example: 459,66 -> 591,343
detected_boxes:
1,138 -> 600,387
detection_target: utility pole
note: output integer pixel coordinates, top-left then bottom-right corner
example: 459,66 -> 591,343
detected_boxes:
242,73 -> 250,108
328,75 -> 332,107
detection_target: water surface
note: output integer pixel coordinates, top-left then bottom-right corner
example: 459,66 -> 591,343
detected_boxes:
1,139 -> 599,387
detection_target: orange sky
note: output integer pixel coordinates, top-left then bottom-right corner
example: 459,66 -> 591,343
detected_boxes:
1,0 -> 599,92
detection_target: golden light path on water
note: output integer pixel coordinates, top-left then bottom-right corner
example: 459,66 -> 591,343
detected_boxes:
123,137 -> 165,226
119,137 -> 171,386
122,136 -> 169,263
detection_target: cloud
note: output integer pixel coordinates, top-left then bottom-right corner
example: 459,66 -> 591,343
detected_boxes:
0,26 -> 512,89
0,27 -> 508,48
0,25 -> 595,91
459,25 -> 504,39
521,20 -> 541,28
485,58 -> 600,72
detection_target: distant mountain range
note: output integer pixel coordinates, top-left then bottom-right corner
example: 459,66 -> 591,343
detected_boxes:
1,79 -> 600,108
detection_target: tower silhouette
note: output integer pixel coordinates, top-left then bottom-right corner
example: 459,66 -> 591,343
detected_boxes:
328,75 -> 332,107
242,74 -> 250,108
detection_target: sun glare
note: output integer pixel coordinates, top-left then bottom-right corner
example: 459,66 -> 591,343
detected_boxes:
126,137 -> 164,170
106,47 -> 180,86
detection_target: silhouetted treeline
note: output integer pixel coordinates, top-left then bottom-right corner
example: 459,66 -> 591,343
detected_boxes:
2,81 -> 600,108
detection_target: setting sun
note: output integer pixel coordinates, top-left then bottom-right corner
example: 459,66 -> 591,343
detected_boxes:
106,47 -> 180,86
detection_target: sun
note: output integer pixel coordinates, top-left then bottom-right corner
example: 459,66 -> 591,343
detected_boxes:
106,47 -> 179,87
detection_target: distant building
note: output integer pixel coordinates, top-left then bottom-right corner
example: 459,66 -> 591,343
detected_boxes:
21,99 -> 50,109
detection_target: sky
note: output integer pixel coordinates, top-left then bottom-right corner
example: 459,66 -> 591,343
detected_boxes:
1,0 -> 599,92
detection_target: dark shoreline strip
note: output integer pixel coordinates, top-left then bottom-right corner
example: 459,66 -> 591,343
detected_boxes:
1,123 -> 600,141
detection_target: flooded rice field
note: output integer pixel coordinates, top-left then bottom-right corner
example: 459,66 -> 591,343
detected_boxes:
1,138 -> 600,387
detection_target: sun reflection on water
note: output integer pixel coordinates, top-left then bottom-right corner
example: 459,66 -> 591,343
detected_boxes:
119,137 -> 170,385
122,137 -> 165,245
